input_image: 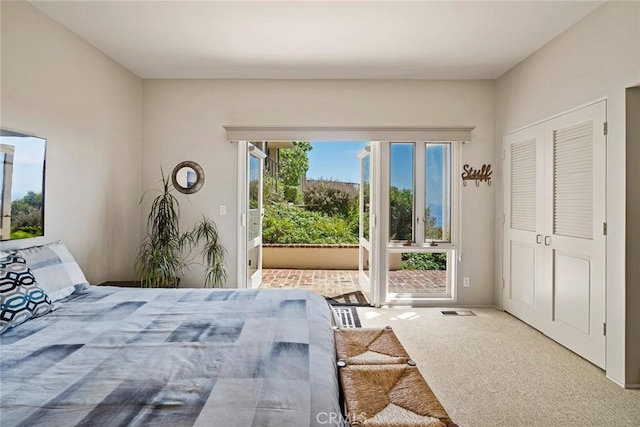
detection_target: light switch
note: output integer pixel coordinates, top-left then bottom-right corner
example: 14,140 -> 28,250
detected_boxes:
219,205 -> 226,216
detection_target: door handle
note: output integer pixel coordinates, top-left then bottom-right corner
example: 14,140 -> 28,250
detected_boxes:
544,235 -> 551,246
536,234 -> 542,244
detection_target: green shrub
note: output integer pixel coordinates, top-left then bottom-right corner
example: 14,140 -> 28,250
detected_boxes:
279,141 -> 312,186
284,185 -> 303,204
263,202 -> 358,244
263,175 -> 283,204
10,192 -> 43,238
401,252 -> 447,271
390,187 -> 413,241
10,229 -> 40,240
303,180 -> 358,217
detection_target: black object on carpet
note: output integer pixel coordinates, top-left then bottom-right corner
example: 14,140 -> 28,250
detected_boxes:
331,306 -> 361,328
325,291 -> 369,306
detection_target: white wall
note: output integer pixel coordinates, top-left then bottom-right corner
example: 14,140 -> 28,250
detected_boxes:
495,1 -> 640,386
0,1 -> 143,283
142,79 -> 496,305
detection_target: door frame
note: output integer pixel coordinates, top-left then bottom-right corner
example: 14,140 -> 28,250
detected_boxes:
229,127 -> 474,298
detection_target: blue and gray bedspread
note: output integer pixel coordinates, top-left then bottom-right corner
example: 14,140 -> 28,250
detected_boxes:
0,286 -> 342,426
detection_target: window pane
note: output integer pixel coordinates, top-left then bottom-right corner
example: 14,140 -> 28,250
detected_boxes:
361,246 -> 370,278
389,143 -> 414,242
248,155 -> 260,241
425,143 -> 451,242
362,154 -> 370,240
388,251 -> 448,295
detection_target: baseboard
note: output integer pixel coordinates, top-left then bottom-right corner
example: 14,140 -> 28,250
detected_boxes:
605,375 -> 640,389
606,375 -> 626,388
379,303 -> 498,309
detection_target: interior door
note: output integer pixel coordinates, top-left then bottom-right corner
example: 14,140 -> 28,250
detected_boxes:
247,145 -> 266,289
357,146 -> 372,302
503,124 -> 546,326
542,101 -> 606,368
504,101 -> 606,369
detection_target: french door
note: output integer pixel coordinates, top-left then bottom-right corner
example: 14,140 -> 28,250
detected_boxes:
504,101 -> 606,368
358,146 -> 373,302
246,144 -> 266,288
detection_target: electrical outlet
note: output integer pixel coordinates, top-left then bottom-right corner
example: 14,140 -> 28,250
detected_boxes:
219,205 -> 227,216
463,277 -> 470,288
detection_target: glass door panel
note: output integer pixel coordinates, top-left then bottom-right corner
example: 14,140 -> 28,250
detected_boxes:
247,146 -> 265,288
358,147 -> 372,302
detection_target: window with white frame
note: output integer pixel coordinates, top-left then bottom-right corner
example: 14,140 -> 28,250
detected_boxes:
387,141 -> 457,299
389,142 -> 454,244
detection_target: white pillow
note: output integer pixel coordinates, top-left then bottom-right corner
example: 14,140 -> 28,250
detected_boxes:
0,241 -> 89,302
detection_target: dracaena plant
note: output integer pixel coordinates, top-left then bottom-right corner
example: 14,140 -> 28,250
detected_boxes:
135,169 -> 227,288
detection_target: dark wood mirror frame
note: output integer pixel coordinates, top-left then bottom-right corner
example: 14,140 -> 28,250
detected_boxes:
171,160 -> 204,194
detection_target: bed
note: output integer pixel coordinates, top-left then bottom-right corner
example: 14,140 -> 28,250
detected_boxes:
0,285 -> 342,426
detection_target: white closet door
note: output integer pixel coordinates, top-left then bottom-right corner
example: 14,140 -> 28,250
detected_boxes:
542,101 -> 606,368
503,124 -> 545,326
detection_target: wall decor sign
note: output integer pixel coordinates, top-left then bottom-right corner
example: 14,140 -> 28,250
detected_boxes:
461,164 -> 492,187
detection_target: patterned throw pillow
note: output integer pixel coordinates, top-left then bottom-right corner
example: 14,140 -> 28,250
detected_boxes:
0,241 -> 90,302
0,254 -> 54,335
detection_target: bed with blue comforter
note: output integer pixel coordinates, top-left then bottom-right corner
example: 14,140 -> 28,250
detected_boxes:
0,286 -> 341,426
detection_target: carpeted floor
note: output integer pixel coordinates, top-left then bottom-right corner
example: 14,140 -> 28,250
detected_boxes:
357,306 -> 640,427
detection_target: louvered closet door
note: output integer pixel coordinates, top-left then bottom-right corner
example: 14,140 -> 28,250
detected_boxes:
542,101 -> 606,368
503,124 -> 545,326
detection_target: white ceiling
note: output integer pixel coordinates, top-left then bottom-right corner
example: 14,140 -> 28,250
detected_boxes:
30,0 -> 605,80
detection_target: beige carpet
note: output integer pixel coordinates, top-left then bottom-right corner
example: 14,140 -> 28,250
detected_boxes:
357,306 -> 640,427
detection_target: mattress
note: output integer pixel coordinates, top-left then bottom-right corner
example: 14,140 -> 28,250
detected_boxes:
0,286 -> 342,426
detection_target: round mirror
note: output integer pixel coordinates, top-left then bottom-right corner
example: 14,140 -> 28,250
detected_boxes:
171,161 -> 204,194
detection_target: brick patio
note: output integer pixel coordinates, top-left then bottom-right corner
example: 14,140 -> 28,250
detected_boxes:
388,270 -> 448,294
260,269 -> 447,300
260,269 -> 361,299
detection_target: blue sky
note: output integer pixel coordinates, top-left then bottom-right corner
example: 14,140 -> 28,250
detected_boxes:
306,141 -> 368,183
1,136 -> 46,201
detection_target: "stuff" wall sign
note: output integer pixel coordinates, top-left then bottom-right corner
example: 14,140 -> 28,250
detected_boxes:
461,164 -> 492,186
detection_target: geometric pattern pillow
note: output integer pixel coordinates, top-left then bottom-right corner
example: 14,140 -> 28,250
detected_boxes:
0,241 -> 89,302
0,254 -> 54,335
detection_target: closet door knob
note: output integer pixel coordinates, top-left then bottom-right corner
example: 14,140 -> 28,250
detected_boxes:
536,234 -> 542,244
544,236 -> 551,246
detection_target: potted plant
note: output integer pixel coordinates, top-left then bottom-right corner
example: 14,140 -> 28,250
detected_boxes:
135,170 -> 227,288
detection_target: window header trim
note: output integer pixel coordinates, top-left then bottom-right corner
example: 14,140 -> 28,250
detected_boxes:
224,126 -> 474,142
